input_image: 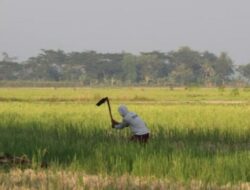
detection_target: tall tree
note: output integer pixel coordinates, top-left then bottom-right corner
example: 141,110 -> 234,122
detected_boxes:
122,53 -> 137,84
201,51 -> 217,86
137,52 -> 168,84
238,63 -> 250,82
0,61 -> 22,80
1,52 -> 18,62
213,52 -> 234,85
167,47 -> 203,85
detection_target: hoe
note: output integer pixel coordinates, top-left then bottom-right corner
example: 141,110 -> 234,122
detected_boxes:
96,97 -> 114,123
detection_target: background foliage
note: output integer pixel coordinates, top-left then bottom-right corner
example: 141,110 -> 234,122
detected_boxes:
1,47 -> 249,86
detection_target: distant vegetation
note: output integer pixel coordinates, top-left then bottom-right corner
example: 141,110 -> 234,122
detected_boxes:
1,47 -> 250,86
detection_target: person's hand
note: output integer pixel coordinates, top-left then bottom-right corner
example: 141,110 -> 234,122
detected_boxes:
111,119 -> 119,128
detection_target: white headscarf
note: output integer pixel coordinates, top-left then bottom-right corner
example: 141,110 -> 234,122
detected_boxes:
118,105 -> 129,117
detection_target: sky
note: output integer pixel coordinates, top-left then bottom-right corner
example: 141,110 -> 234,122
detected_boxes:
0,0 -> 250,64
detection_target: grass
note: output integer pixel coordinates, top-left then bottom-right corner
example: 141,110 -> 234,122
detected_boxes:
0,87 -> 250,189
0,87 -> 250,103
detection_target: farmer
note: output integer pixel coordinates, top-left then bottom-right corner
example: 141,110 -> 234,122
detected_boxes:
112,105 -> 150,143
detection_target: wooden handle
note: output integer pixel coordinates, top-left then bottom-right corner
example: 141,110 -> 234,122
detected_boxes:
106,98 -> 113,121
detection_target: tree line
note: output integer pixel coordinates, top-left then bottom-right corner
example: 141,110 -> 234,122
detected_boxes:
1,47 -> 250,86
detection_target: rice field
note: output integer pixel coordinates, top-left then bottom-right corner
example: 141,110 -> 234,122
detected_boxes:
0,87 -> 250,189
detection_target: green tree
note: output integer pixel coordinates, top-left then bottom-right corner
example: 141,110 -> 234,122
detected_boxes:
169,64 -> 194,85
122,53 -> 137,84
1,52 -> 18,62
0,61 -> 22,80
137,52 -> 168,84
167,47 -> 203,85
213,52 -> 234,85
201,51 -> 217,86
238,63 -> 250,82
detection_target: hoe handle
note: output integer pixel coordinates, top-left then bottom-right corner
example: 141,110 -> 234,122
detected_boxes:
106,98 -> 113,122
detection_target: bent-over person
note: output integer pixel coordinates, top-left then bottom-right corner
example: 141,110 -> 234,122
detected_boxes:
112,105 -> 150,143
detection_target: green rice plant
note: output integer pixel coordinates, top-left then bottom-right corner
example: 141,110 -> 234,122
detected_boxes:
230,88 -> 240,96
0,88 -> 249,188
0,87 -> 250,102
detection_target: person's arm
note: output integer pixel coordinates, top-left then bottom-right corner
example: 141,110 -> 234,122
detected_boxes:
113,119 -> 129,129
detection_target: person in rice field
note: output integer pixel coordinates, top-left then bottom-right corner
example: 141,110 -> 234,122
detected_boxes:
112,105 -> 150,143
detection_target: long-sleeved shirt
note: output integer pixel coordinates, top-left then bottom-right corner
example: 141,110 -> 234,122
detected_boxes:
115,111 -> 149,135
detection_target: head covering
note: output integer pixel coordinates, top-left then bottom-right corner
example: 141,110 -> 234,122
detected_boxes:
118,105 -> 129,117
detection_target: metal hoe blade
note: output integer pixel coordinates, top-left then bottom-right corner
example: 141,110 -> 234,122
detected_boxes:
96,97 -> 114,122
96,97 -> 108,106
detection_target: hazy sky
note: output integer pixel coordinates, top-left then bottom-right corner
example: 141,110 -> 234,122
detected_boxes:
1,0 -> 250,64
